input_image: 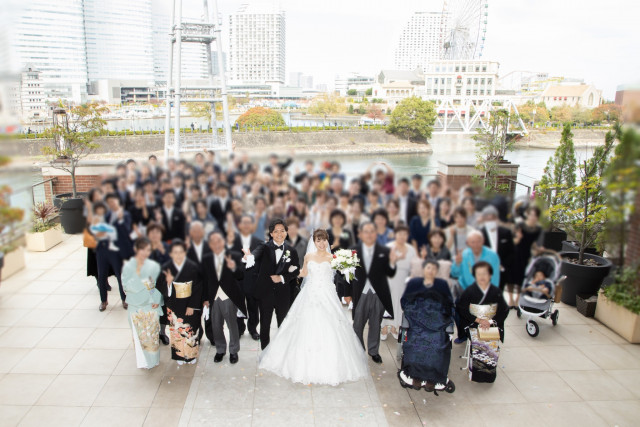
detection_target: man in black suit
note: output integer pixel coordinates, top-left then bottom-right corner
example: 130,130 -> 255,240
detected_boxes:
209,183 -> 232,231
396,177 -> 417,225
202,231 -> 246,364
101,193 -> 133,309
186,221 -> 214,346
242,219 -> 300,350
479,205 -> 515,291
227,214 -> 263,340
158,189 -> 186,242
340,221 -> 397,364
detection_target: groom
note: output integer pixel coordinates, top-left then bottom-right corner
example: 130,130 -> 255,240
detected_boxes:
242,219 -> 300,349
340,221 -> 397,363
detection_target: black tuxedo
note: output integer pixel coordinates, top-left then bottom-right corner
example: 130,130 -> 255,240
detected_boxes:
339,242 -> 396,356
398,195 -> 418,226
209,198 -> 231,232
202,251 -> 246,315
160,206 -> 186,242
481,225 -> 515,289
186,242 -> 212,266
228,232 -> 263,336
343,243 -> 396,319
246,240 -> 300,349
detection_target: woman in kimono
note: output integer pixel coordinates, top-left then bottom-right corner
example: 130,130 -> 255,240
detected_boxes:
122,237 -> 164,369
456,261 -> 509,383
398,260 -> 454,392
157,239 -> 203,365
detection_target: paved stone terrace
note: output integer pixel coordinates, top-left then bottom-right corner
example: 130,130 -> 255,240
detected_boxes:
0,235 -> 639,426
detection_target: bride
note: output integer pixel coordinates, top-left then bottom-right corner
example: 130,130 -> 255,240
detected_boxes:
258,229 -> 369,386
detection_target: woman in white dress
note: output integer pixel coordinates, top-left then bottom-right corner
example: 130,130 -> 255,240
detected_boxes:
258,229 -> 368,386
382,225 -> 416,340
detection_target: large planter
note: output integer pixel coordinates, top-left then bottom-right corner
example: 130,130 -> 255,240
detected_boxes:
26,226 -> 63,252
55,195 -> 86,235
561,241 -> 598,256
543,229 -> 567,252
0,246 -> 26,282
595,290 -> 640,343
559,251 -> 613,306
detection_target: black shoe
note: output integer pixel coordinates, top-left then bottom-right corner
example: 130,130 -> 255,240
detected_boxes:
214,353 -> 225,363
99,302 -> 108,312
160,334 -> 170,345
251,333 -> 260,341
230,353 -> 238,364
122,302 -> 128,310
370,354 -> 383,364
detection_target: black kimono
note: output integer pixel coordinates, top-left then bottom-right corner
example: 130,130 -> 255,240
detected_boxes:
157,259 -> 203,362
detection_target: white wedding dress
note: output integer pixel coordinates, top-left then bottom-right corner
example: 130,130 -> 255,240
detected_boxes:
258,260 -> 369,386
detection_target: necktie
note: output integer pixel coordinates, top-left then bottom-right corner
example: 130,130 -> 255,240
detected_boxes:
275,244 -> 283,251
215,255 -> 222,280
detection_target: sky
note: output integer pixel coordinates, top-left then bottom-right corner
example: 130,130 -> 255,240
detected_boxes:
209,0 -> 640,99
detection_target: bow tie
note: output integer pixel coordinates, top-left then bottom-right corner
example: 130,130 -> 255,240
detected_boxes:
274,244 -> 284,251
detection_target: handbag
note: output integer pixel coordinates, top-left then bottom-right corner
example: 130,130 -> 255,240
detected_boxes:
478,327 -> 500,341
83,228 -> 97,249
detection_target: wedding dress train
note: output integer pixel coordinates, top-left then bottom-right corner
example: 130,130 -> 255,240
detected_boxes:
258,261 -> 369,386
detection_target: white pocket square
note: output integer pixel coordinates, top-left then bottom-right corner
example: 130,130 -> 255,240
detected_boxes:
378,254 -> 385,258
288,265 -> 298,273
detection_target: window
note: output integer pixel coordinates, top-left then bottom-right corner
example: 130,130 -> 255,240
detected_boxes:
446,78 -> 451,84
446,89 -> 451,95
473,90 -> 478,95
456,89 -> 461,95
474,78 -> 478,84
480,78 -> 485,85
467,78 -> 471,85
475,66 -> 480,72
455,66 -> 459,72
466,89 -> 471,95
480,89 -> 484,95
440,89 -> 444,95
482,66 -> 487,72
487,78 -> 492,85
461,66 -> 466,72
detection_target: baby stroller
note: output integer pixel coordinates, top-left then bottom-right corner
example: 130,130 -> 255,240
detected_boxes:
517,251 -> 566,337
396,282 -> 456,395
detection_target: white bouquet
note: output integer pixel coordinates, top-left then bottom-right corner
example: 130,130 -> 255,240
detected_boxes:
331,249 -> 360,283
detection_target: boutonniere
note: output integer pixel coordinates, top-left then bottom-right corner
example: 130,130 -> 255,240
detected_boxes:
283,250 -> 291,263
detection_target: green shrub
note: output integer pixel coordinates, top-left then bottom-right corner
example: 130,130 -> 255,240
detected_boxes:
604,264 -> 640,314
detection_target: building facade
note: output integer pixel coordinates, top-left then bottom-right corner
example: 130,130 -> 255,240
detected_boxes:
334,73 -> 375,97
19,65 -> 47,121
541,84 -> 602,109
394,12 -> 445,72
423,60 -> 499,104
229,4 -> 286,84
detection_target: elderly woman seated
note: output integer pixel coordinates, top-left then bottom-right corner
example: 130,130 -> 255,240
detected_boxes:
456,261 -> 509,383
397,261 -> 455,394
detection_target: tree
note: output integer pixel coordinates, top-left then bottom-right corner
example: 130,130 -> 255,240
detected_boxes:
365,88 -> 373,96
537,122 -> 577,229
473,109 -> 518,192
307,94 -> 347,115
551,105 -> 572,123
41,102 -> 107,198
517,101 -> 550,124
571,106 -> 592,125
235,107 -> 285,128
347,89 -> 357,96
591,103 -> 621,124
348,104 -> 354,114
386,97 -> 436,143
367,105 -> 384,122
187,102 -> 212,122
602,125 -> 640,266
549,128 -> 616,264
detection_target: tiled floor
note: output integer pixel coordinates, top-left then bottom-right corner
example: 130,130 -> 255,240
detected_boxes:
0,235 -> 638,426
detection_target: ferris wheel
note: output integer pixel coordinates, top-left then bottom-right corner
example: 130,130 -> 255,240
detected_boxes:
440,0 -> 489,60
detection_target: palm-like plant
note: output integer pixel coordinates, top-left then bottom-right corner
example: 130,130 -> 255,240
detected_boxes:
31,202 -> 59,233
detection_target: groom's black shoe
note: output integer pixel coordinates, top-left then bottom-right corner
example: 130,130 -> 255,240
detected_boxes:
230,353 -> 239,364
371,354 -> 383,364
159,334 -> 170,346
250,333 -> 260,341
214,353 -> 225,363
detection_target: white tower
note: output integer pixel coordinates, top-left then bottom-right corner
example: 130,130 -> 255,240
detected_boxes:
164,0 -> 232,158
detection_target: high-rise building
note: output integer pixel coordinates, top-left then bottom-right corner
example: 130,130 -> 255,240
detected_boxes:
394,12 -> 445,73
7,0 -> 88,103
229,4 -> 285,84
19,65 -> 47,121
84,0 -> 154,82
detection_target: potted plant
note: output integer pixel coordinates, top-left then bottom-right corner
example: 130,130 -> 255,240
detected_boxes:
42,102 -> 107,234
0,185 -> 25,282
537,123 -> 576,251
548,127 -> 616,306
596,263 -> 640,343
595,127 -> 640,343
25,202 -> 62,252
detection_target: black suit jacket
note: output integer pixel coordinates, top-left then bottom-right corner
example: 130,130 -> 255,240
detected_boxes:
160,206 -> 186,242
202,251 -> 247,315
228,233 -> 263,295
186,242 -> 212,267
105,210 -> 133,259
209,198 -> 231,231
481,225 -> 515,284
340,243 -> 396,319
246,240 -> 300,299
400,196 -> 418,225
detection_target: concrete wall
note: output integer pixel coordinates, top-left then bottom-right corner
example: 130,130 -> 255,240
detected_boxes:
2,130 -> 422,157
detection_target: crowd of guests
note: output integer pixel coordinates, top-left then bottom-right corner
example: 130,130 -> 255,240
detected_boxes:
84,150 -> 545,369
